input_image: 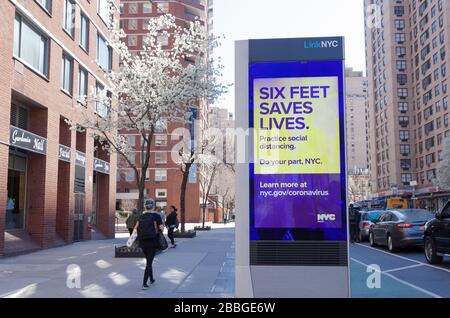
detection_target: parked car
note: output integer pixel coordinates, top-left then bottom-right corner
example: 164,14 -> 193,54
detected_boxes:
358,210 -> 384,242
424,201 -> 450,264
369,209 -> 435,253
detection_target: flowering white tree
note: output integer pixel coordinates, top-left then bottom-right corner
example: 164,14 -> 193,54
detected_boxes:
437,136 -> 450,188
75,13 -> 227,214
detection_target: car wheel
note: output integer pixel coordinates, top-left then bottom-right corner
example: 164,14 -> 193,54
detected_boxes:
369,232 -> 377,247
387,235 -> 398,253
424,236 -> 443,264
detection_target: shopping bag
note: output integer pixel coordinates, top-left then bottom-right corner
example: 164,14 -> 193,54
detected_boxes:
156,232 -> 169,251
126,229 -> 138,247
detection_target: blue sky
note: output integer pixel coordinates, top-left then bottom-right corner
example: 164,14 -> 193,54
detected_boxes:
213,0 -> 367,113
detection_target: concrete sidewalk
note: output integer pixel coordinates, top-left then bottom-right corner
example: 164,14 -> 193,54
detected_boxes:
0,223 -> 235,298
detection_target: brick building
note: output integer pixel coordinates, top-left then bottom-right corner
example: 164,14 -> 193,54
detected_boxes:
0,0 -> 118,256
116,0 -> 210,222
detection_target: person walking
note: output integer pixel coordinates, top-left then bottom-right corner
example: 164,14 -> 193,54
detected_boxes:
134,199 -> 164,290
165,206 -> 179,248
156,206 -> 166,226
126,208 -> 139,235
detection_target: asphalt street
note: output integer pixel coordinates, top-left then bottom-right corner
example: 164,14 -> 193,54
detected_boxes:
350,242 -> 450,298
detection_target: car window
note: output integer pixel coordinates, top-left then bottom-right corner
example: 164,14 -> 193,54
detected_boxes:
379,213 -> 388,222
390,213 -> 399,221
368,211 -> 383,222
441,203 -> 450,219
396,209 -> 435,222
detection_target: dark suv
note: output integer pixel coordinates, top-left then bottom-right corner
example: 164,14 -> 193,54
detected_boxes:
424,201 -> 450,264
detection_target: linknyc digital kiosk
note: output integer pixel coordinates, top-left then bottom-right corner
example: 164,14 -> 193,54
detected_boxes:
235,37 -> 350,298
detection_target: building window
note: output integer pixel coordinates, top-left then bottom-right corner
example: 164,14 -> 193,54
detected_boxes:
14,14 -> 49,77
400,144 -> 410,156
157,2 -> 169,13
143,3 -> 152,14
395,19 -> 405,30
128,35 -> 137,47
397,74 -> 407,85
396,60 -> 407,71
80,13 -> 89,52
400,159 -> 411,170
157,34 -> 169,47
61,52 -> 73,94
395,33 -> 406,44
399,130 -> 409,142
155,135 -> 167,147
124,170 -> 135,182
155,169 -> 167,182
398,88 -> 408,98
128,3 -> 138,14
155,152 -> 167,164
63,0 -> 75,37
128,19 -> 137,30
36,0 -> 52,13
98,0 -> 112,26
401,173 -> 412,185
396,46 -> 406,57
95,82 -> 109,118
78,66 -> 88,102
155,189 -> 167,199
97,34 -> 112,71
398,102 -> 408,113
394,6 -> 405,16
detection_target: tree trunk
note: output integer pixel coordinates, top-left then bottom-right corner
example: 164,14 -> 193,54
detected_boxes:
202,205 -> 206,228
137,184 -> 145,215
180,162 -> 192,233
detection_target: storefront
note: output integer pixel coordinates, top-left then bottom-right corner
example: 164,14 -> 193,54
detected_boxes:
92,157 -> 111,235
7,125 -> 47,231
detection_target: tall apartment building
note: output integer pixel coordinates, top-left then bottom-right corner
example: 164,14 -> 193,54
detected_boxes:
346,67 -> 369,174
207,107 -> 234,222
364,0 -> 450,211
117,0 -> 210,222
0,0 -> 119,256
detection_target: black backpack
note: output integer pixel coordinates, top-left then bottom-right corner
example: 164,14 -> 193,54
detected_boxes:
137,213 -> 157,240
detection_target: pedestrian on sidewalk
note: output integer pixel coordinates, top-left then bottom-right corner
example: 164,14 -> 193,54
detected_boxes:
156,206 -> 166,226
126,209 -> 139,235
134,199 -> 164,290
165,206 -> 179,248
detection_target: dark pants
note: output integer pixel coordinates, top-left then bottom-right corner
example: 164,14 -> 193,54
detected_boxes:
142,246 -> 157,285
128,228 -> 133,235
350,223 -> 358,242
167,227 -> 175,245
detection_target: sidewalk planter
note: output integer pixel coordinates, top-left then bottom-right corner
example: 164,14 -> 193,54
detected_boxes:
173,230 -> 197,238
114,246 -> 163,258
194,226 -> 211,231
115,246 -> 144,258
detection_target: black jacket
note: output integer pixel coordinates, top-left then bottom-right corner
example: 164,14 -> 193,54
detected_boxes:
138,212 -> 163,249
165,211 -> 178,227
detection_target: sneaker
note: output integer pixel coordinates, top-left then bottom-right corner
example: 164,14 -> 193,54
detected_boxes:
170,244 -> 176,248
142,284 -> 149,290
150,279 -> 155,284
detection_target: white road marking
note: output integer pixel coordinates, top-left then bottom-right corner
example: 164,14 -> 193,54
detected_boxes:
351,257 -> 443,298
384,264 -> 425,273
355,243 -> 450,274
82,252 -> 98,256
57,256 -> 77,261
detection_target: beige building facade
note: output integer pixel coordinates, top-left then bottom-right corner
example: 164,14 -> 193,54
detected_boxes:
365,0 -> 450,211
346,67 -> 369,174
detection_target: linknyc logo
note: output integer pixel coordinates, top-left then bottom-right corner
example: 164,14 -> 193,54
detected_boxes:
304,39 -> 340,49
